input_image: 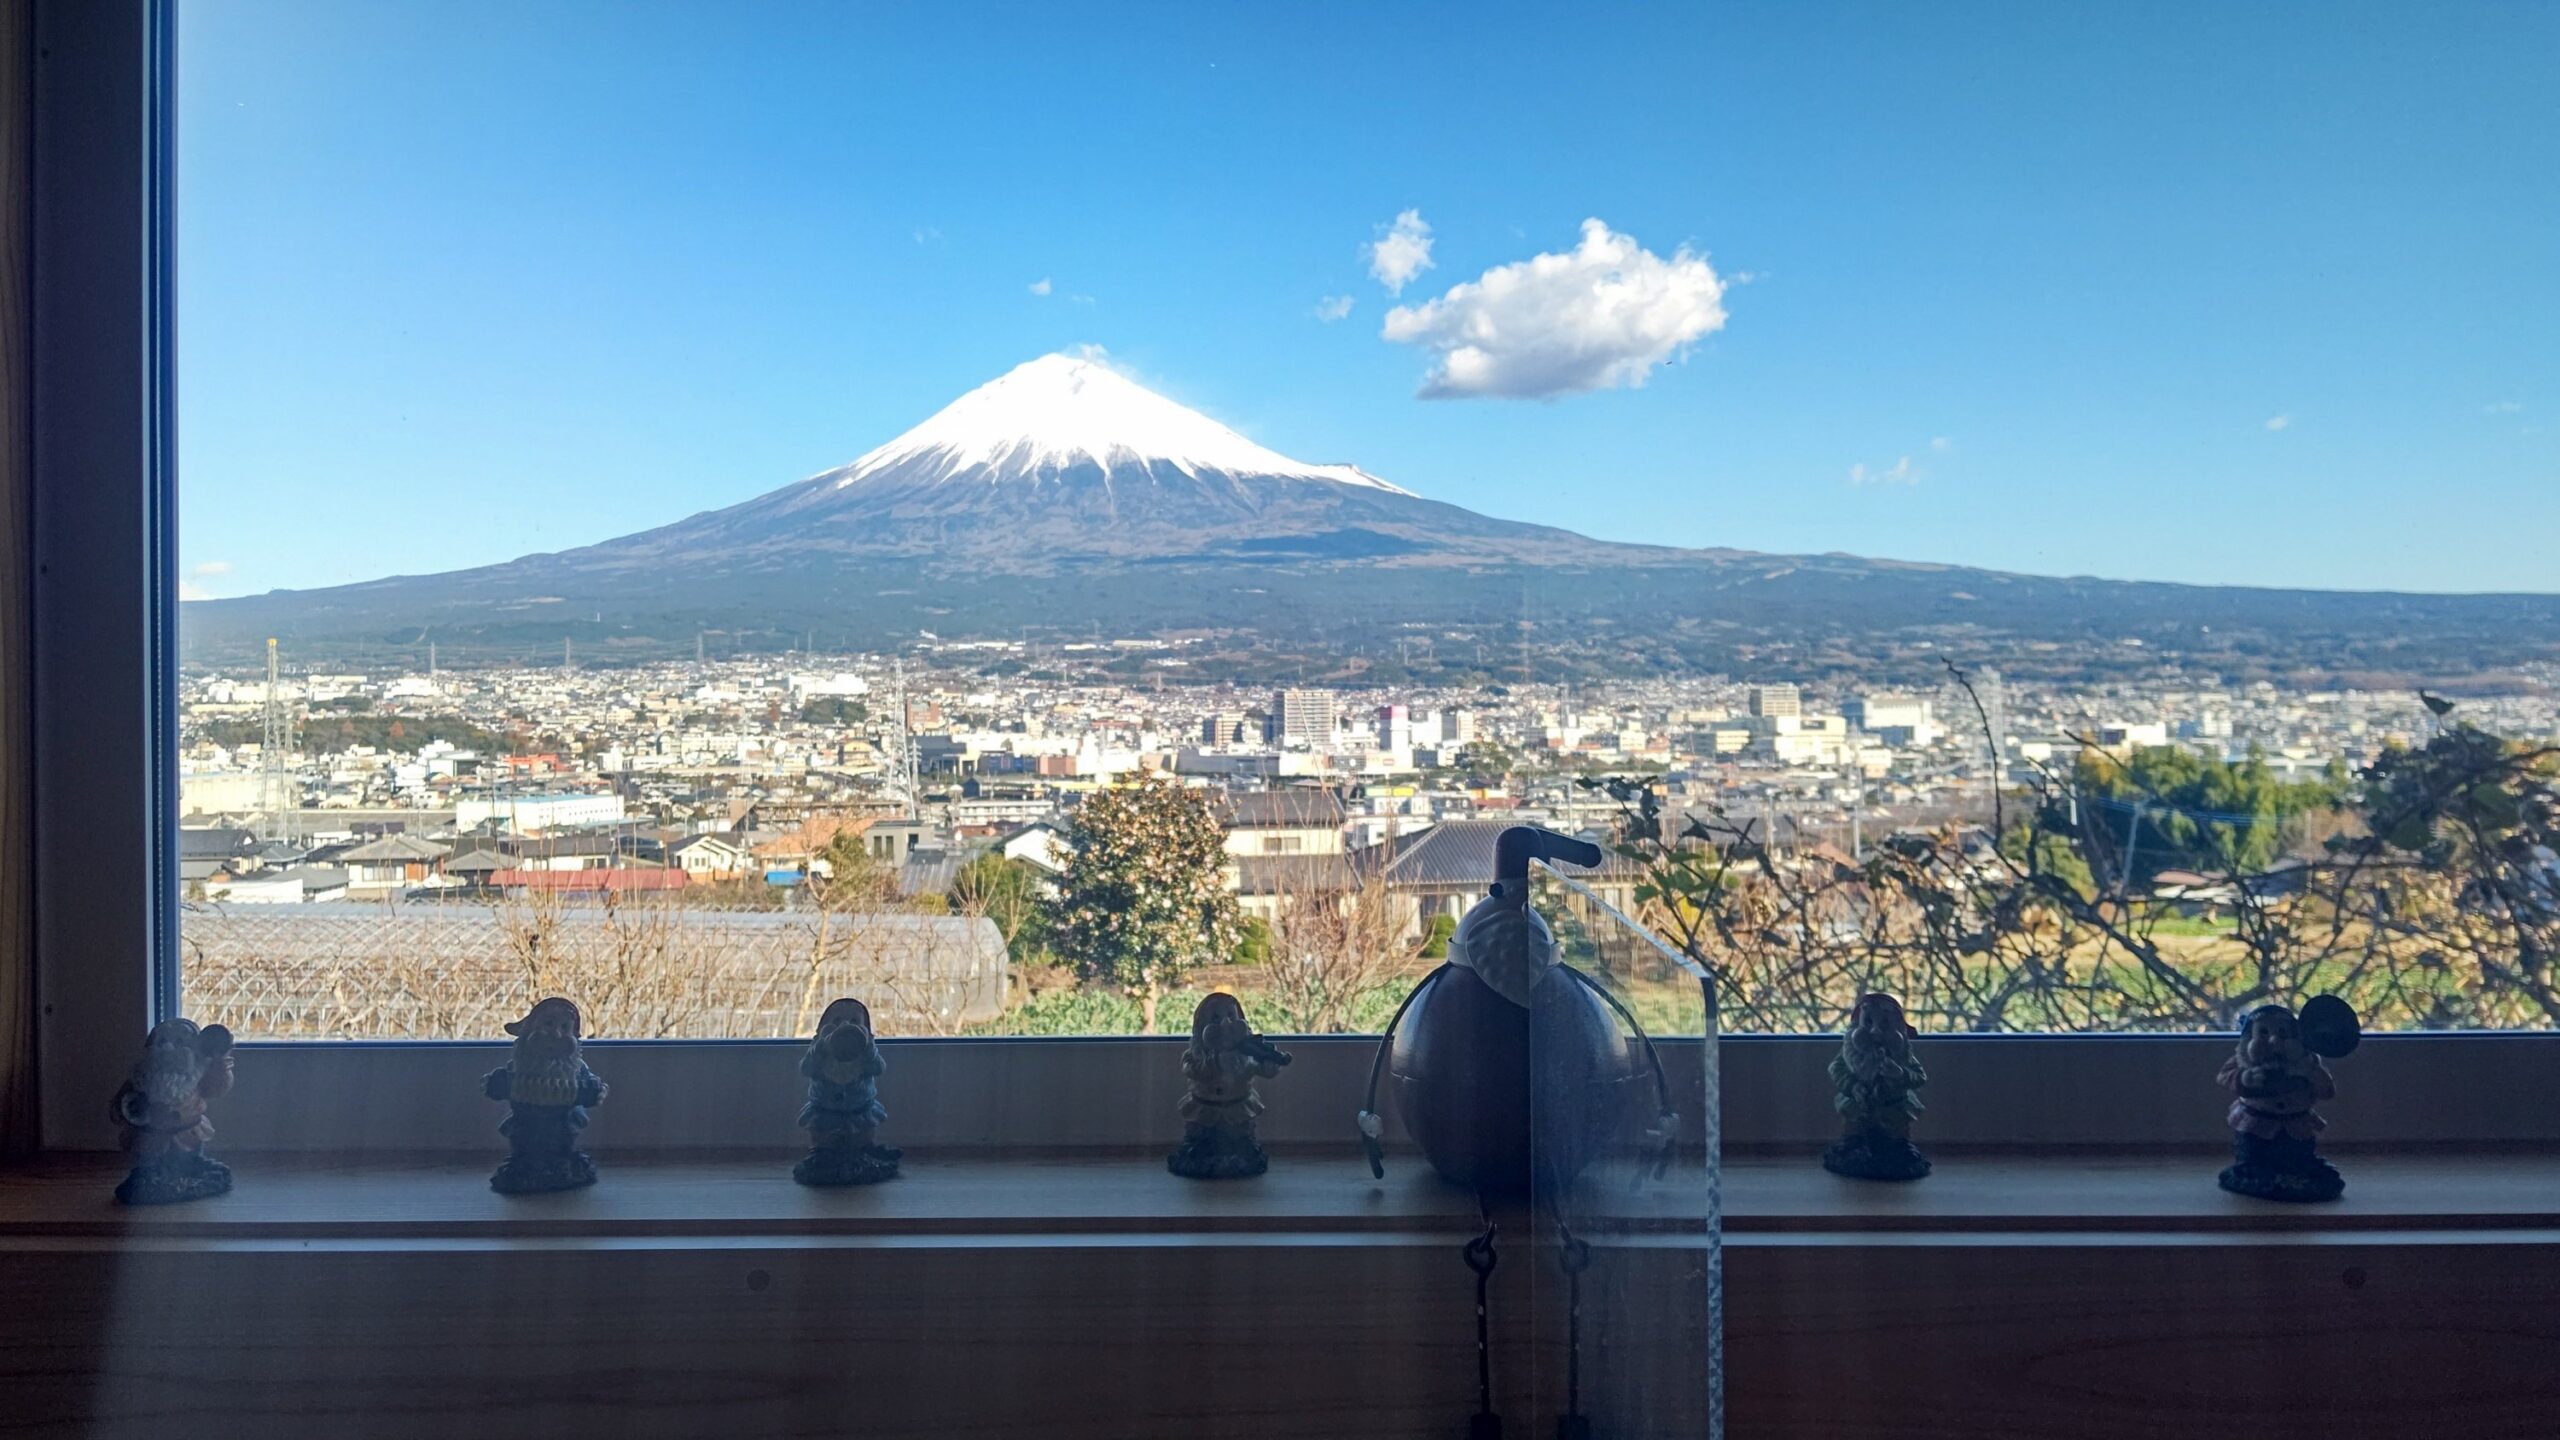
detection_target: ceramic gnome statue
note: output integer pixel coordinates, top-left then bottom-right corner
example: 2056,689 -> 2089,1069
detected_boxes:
795,997 -> 901,1186
484,996 -> 608,1194
112,1018 -> 238,1205
1822,992 -> 1931,1181
1168,993 -> 1292,1179
2218,996 -> 2361,1202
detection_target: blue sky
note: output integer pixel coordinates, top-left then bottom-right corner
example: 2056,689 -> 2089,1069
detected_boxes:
178,1 -> 2558,600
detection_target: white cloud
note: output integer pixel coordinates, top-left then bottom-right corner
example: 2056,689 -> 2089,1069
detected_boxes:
1365,209 -> 1435,295
1929,436 -> 1953,452
912,226 -> 943,245
1848,456 -> 1921,487
1380,218 -> 1728,400
1028,277 -> 1053,296
2264,413 -> 2292,431
2484,400 -> 2523,415
181,559 -> 233,602
1315,295 -> 1355,323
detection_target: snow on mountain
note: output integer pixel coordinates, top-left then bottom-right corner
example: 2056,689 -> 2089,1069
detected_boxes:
827,353 -> 1412,495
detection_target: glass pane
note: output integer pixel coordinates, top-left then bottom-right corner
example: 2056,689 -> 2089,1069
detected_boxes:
172,2 -> 2558,1042
1530,861 -> 1722,1436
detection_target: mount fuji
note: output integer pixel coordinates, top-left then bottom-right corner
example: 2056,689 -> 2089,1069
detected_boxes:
631,352 -> 1640,571
185,353 -> 2560,679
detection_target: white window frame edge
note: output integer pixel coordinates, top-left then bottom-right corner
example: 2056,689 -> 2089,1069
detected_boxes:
27,0 -> 2558,1159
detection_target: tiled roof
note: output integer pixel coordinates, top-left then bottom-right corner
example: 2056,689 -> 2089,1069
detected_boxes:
1234,853 -> 1358,896
895,851 -> 964,898
340,834 -> 453,863
491,868 -> 689,893
1223,788 -> 1346,829
180,827 -> 259,859
1353,820 -> 1628,891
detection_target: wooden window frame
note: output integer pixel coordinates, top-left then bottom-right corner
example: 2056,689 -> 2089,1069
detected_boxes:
24,0 -> 2558,1160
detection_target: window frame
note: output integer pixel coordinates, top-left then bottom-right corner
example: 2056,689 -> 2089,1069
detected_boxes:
25,0 -> 2555,1158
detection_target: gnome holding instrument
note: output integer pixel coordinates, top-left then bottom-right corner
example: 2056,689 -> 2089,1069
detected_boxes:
795,997 -> 901,1186
1168,993 -> 1291,1179
112,1018 -> 238,1205
484,996 -> 608,1195
2218,996 -> 2360,1202
1822,992 -> 1931,1181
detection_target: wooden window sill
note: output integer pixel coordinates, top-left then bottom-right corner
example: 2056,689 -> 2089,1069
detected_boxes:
4,1148 -> 2554,1243
7,1149 -> 2559,1438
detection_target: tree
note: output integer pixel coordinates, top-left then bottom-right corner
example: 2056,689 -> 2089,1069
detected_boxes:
1588,678 -> 2560,1036
1045,777 -> 1243,1032
1261,868 -> 1424,1034
951,852 -> 1051,964
814,826 -> 893,909
2073,745 -> 2348,879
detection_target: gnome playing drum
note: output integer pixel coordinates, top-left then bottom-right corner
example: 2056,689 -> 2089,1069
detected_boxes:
1359,825 -> 1677,1196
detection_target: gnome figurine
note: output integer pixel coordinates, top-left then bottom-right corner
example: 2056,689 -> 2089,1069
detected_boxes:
484,996 -> 608,1194
2218,996 -> 2360,1202
1822,992 -> 1931,1181
112,1018 -> 238,1205
1168,993 -> 1292,1180
794,997 -> 900,1186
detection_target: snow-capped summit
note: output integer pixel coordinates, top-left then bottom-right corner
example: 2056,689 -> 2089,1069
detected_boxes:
830,353 -> 1411,495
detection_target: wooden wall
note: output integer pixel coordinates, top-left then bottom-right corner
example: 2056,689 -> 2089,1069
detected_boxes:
0,0 -> 35,1162
2,1234 -> 2554,1439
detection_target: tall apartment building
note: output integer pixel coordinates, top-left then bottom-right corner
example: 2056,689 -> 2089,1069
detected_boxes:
1270,688 -> 1338,745
1377,704 -> 1412,752
1201,712 -> 1253,746
1746,684 -> 1801,720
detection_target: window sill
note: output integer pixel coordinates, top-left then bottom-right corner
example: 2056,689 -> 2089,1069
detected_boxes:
8,1149 -> 2559,1438
5,1148 -> 2554,1243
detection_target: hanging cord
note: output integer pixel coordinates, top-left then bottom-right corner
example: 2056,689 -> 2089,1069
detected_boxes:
1465,1193 -> 1503,1440
1562,967 -> 1681,1181
1357,963 -> 1449,1178
1552,1215 -> 1595,1440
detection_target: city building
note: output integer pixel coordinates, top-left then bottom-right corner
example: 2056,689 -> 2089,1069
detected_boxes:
1270,688 -> 1338,745
1747,684 -> 1801,720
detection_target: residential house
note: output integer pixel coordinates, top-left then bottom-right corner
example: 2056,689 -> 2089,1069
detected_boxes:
1220,788 -> 1346,858
339,834 -> 452,896
669,833 -> 753,878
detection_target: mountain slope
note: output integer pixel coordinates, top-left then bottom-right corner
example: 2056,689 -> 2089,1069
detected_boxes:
183,354 -> 2560,679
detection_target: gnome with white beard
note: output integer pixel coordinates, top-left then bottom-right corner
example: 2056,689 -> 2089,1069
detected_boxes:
485,996 -> 608,1194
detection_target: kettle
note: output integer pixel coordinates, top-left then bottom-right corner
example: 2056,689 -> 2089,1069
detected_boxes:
1360,825 -> 1676,1195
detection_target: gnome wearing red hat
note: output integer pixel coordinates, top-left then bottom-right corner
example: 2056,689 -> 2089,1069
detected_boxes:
484,996 -> 608,1194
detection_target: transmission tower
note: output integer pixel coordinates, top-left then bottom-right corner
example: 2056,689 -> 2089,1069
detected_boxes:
258,637 -> 300,843
889,659 -> 919,819
1975,665 -> 2009,784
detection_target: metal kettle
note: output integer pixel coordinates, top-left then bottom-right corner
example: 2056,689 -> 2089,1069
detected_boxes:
1359,825 -> 1675,1195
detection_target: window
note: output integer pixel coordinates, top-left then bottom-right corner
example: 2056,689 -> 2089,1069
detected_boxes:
31,0 -> 2559,1151
161,1 -> 2560,1047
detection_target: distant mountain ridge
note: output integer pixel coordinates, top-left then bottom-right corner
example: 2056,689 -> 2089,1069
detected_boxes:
184,354 -> 2560,681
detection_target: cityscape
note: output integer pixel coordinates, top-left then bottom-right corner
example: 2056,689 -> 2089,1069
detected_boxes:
172,637 -> 2560,1039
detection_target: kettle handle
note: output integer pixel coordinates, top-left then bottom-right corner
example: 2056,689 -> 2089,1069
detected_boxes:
1562,965 -> 1683,1182
1493,826 -> 1602,892
1356,963 -> 1451,1180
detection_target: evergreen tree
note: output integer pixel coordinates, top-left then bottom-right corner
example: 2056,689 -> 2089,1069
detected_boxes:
1046,777 -> 1242,1033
